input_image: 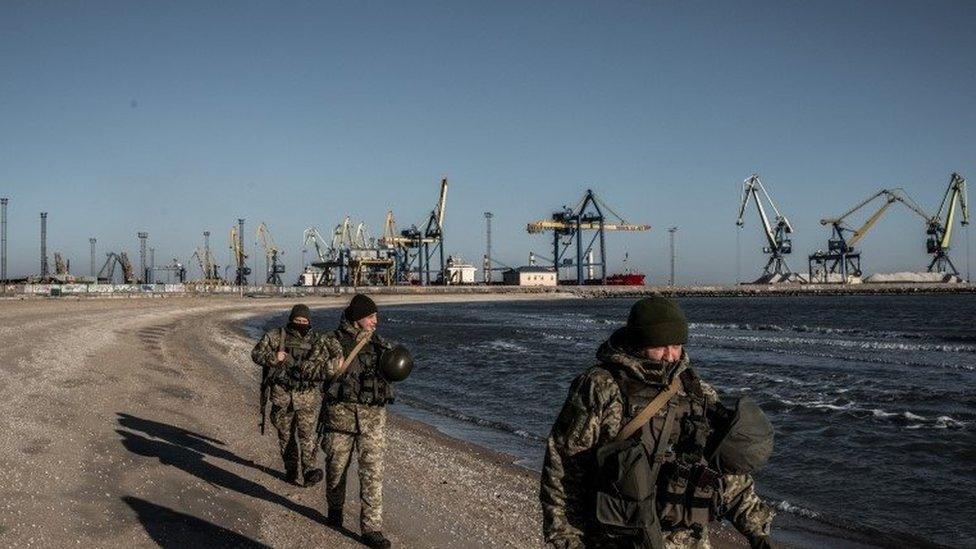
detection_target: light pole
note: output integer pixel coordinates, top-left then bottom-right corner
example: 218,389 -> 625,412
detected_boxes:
668,227 -> 678,286
484,212 -> 493,284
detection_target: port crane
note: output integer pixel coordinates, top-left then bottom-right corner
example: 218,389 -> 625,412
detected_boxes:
190,248 -> 222,284
229,220 -> 251,286
97,252 -> 136,284
54,253 -> 70,276
808,188 -> 930,283
256,222 -> 285,285
735,174 -> 795,280
527,189 -> 650,284
925,172 -> 969,274
379,178 -> 449,284
155,258 -> 187,283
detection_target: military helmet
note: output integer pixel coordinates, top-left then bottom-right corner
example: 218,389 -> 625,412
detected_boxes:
707,397 -> 774,474
379,345 -> 414,382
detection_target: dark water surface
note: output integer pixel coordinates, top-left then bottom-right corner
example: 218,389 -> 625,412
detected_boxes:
378,296 -> 975,548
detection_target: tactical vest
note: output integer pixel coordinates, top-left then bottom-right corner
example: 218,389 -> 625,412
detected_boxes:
326,331 -> 394,406
594,365 -> 718,547
276,328 -> 318,391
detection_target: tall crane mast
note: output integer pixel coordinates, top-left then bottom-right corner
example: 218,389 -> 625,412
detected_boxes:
735,174 -> 794,279
808,188 -> 929,283
256,222 -> 285,285
229,219 -> 251,286
926,172 -> 970,274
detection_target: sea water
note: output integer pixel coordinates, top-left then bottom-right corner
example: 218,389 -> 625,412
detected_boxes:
248,295 -> 975,547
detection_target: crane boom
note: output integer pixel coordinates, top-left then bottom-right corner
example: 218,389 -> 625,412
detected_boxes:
735,174 -> 795,279
821,188 -> 930,248
256,222 -> 278,261
435,178 -> 448,233
935,172 -> 969,249
527,221 -> 651,233
303,227 -> 329,262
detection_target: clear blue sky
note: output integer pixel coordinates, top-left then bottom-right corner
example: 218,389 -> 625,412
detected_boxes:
2,1 -> 974,283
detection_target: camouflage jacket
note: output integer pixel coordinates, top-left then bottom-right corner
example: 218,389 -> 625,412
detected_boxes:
540,340 -> 774,548
250,326 -> 333,389
321,316 -> 393,380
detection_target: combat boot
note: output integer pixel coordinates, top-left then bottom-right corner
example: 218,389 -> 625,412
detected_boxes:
362,531 -> 391,549
285,466 -> 302,486
303,468 -> 323,486
326,508 -> 343,528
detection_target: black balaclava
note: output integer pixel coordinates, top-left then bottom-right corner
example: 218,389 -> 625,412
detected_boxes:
289,304 -> 311,336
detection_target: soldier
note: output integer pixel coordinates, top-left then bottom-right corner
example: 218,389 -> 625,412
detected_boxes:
250,303 -> 330,487
320,294 -> 395,549
540,296 -> 776,549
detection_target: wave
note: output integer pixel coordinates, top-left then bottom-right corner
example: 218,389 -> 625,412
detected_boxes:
480,339 -> 531,353
770,396 -> 969,429
695,338 -> 976,371
689,321 -> 968,343
693,332 -> 976,354
396,394 -> 546,442
771,499 -> 821,519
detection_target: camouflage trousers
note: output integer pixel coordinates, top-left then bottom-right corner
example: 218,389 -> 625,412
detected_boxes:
321,402 -> 386,533
664,528 -> 711,549
269,384 -> 321,481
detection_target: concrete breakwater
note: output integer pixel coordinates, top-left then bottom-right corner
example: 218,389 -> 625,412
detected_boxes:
2,281 -> 975,299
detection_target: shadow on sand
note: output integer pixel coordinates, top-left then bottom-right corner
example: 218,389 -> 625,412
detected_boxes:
115,412 -> 359,545
123,496 -> 269,548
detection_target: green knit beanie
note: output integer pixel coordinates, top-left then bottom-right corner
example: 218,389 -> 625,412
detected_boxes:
623,296 -> 688,348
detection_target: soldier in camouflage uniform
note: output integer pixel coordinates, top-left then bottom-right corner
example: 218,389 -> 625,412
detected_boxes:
541,296 -> 776,549
251,304 -> 330,487
320,294 -> 395,549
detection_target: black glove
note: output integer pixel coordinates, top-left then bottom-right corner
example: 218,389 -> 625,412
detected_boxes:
750,535 -> 776,549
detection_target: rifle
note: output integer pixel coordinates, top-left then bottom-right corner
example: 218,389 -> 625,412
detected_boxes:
260,327 -> 286,435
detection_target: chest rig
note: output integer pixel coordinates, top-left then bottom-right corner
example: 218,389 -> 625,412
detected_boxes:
326,331 -> 393,406
277,328 -> 317,390
594,365 -> 718,547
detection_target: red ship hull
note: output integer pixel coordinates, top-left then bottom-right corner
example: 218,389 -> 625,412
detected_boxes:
606,273 -> 645,285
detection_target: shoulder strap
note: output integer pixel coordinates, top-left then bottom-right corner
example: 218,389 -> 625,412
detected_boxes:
278,327 -> 286,353
614,374 -> 682,442
330,331 -> 373,380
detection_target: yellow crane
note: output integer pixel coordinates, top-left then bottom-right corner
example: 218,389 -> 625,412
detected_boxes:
527,189 -> 650,284
809,188 -> 930,282
926,172 -> 969,274
379,178 -> 450,284
229,220 -> 251,285
256,222 -> 285,285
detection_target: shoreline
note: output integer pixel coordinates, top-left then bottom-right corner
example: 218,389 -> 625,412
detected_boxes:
2,281 -> 975,301
0,293 -> 909,548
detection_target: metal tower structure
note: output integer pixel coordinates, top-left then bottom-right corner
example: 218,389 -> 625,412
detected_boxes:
1,198 -> 8,282
138,232 -> 149,283
230,218 -> 250,285
926,172 -> 970,274
527,189 -> 651,284
668,227 -> 678,286
89,238 -> 96,278
40,212 -> 48,277
735,174 -> 795,280
484,212 -> 493,284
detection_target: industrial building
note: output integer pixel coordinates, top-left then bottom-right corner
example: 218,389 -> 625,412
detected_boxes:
503,266 -> 557,286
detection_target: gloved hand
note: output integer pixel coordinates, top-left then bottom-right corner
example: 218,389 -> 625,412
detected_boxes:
750,535 -> 776,549
324,337 -> 343,357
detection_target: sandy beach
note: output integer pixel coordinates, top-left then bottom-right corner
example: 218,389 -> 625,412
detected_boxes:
0,294 -> 754,548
